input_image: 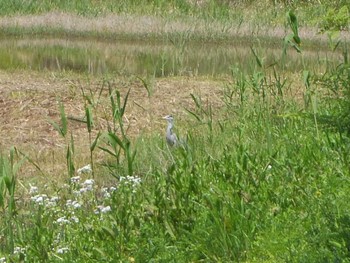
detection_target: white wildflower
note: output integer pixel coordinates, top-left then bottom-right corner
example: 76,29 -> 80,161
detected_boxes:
57,247 -> 69,254
13,246 -> 26,255
66,200 -> 81,209
29,185 -> 38,195
120,175 -> 141,186
94,205 -> 111,214
73,190 -> 81,196
72,201 -> 81,209
0,257 -> 6,263
82,179 -> 95,191
30,194 -> 48,205
70,176 -> 80,184
71,216 -> 79,223
79,187 -> 88,194
267,165 -> 272,170
77,164 -> 92,175
101,206 -> 111,213
56,216 -> 70,225
109,186 -> 117,192
51,196 -> 59,202
46,196 -> 59,208
101,187 -> 111,199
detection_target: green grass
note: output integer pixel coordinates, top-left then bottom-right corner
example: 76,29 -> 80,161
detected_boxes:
0,7 -> 350,263
1,45 -> 350,261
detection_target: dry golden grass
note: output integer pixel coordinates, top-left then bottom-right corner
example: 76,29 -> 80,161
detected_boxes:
0,70 -> 224,181
1,12 -> 349,43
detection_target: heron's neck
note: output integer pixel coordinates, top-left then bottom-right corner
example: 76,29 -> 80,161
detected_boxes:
167,122 -> 174,134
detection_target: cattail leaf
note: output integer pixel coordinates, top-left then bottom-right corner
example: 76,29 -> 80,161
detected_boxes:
190,93 -> 202,109
251,47 -> 263,68
185,108 -> 202,122
59,102 -> 68,137
121,88 -> 131,117
98,146 -> 118,158
90,131 -> 101,151
85,106 -> 93,133
108,84 -> 117,116
137,76 -> 151,97
107,132 -> 125,150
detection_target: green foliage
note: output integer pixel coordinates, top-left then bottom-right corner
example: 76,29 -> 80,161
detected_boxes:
284,10 -> 302,54
2,6 -> 350,263
0,148 -> 25,254
99,84 -> 137,176
321,5 -> 350,32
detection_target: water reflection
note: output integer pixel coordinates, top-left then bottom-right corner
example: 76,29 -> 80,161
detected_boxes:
0,37 -> 342,77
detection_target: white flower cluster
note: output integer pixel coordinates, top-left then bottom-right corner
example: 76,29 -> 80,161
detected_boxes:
13,246 -> 26,255
71,216 -> 79,223
30,194 -> 48,205
29,185 -> 38,195
94,205 -> 111,214
55,215 -> 79,225
120,175 -> 141,188
29,185 -> 59,207
56,216 -> 70,225
57,247 -> 69,254
66,199 -> 82,209
70,176 -> 80,184
30,194 -> 59,207
0,257 -> 5,263
77,164 -> 92,175
47,196 -> 59,207
79,179 -> 95,193
101,186 -> 117,199
71,178 -> 95,196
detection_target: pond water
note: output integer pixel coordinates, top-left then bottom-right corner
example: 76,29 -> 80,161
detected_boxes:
0,37 -> 343,77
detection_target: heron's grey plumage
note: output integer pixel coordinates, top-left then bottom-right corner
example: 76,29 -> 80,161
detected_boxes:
163,115 -> 178,146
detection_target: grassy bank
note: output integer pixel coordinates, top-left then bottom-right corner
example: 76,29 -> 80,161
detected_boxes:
0,3 -> 349,263
0,1 -> 348,44
0,35 -> 350,262
1,67 -> 350,262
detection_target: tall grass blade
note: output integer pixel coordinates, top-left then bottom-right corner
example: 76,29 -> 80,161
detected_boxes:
90,131 -> 101,151
121,88 -> 131,118
48,101 -> 68,137
106,132 -> 125,150
251,47 -> 263,68
98,146 -> 119,158
137,76 -> 151,97
86,106 -> 93,133
185,108 -> 201,122
59,102 -> 68,137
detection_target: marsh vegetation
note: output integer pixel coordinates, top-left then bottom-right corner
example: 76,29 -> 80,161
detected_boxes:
0,1 -> 350,262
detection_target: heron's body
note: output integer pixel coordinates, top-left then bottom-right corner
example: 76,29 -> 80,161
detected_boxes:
163,115 -> 178,146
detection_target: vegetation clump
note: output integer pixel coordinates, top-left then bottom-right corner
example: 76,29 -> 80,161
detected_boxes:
0,3 -> 349,263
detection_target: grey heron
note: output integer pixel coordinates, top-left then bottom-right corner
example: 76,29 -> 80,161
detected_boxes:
163,115 -> 178,146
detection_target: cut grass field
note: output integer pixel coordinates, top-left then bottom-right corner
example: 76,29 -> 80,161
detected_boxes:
0,2 -> 350,262
0,70 -> 223,179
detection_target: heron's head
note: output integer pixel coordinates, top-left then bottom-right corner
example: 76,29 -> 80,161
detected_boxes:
163,115 -> 174,122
